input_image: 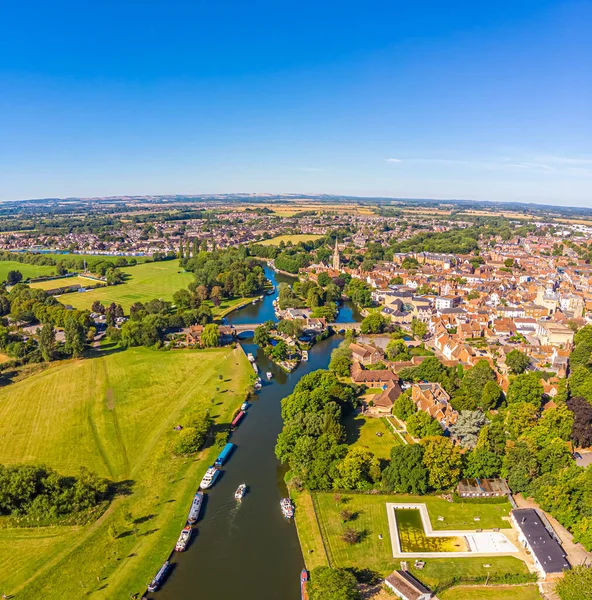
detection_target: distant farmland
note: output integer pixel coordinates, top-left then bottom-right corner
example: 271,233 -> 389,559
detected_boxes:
259,234 -> 323,246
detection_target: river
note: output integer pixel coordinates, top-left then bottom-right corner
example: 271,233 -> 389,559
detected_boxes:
156,267 -> 351,600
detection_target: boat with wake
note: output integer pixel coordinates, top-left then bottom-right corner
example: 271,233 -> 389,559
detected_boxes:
235,483 -> 247,500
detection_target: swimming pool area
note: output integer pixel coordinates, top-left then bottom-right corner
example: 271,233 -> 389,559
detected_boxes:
386,503 -> 518,558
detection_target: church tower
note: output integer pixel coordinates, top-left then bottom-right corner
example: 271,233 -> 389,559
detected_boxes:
332,238 -> 340,271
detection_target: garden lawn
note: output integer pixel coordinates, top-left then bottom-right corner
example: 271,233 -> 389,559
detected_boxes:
344,415 -> 403,460
0,345 -> 252,599
29,275 -> 105,291
439,584 -> 541,600
291,490 -> 329,570
57,260 -> 194,312
259,234 -> 323,246
313,493 -> 514,577
0,260 -> 56,282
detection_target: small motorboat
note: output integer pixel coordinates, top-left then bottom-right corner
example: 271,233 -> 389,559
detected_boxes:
301,351 -> 308,362
241,401 -> 249,411
175,525 -> 192,552
280,497 -> 294,519
254,378 -> 262,390
235,483 -> 247,500
247,353 -> 255,362
147,561 -> 170,592
266,371 -> 273,380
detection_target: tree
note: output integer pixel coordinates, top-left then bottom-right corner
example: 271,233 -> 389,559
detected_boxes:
406,411 -> 443,439
506,349 -> 530,374
173,288 -> 192,310
334,447 -> 381,490
270,340 -> 289,362
201,324 -> 220,348
64,315 -> 86,357
504,258 -> 514,268
411,318 -> 427,339
309,567 -> 361,600
386,339 -> 410,362
392,391 -> 416,421
421,436 -> 462,490
464,448 -> 502,478
481,380 -> 503,410
502,440 -> 539,493
504,402 -> 539,439
341,528 -> 362,544
382,444 -> 429,494
461,360 -> 496,408
329,346 -> 352,377
38,323 -> 56,362
253,325 -> 270,347
360,313 -> 387,334
556,565 -> 592,600
506,373 -> 544,408
91,300 -> 105,314
567,396 -> 592,447
539,405 -> 574,441
449,410 -> 489,449
317,272 -> 331,287
6,270 -> 23,285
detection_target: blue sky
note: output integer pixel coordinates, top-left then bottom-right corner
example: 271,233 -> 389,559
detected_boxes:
1,1 -> 591,206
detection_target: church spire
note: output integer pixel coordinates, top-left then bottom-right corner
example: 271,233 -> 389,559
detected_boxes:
332,238 -> 340,271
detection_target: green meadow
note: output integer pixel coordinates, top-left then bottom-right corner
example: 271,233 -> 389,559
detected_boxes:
0,345 -> 252,599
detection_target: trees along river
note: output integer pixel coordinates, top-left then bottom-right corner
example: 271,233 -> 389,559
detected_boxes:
156,267 -> 345,600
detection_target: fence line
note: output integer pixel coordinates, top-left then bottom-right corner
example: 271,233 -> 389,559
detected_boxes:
310,491 -> 333,568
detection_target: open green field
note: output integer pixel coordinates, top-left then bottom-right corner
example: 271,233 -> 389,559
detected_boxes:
291,490 -> 329,570
57,260 -> 194,312
259,234 -> 323,246
0,345 -> 252,599
311,493 -> 514,577
0,260 -> 56,282
29,275 -> 105,291
439,585 -> 541,600
344,415 -> 403,460
32,253 -> 151,264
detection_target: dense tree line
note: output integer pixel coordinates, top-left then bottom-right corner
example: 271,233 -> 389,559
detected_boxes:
0,464 -> 109,519
275,369 -> 359,490
182,246 -> 266,299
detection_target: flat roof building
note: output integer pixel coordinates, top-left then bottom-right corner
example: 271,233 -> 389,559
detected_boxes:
511,509 -> 570,577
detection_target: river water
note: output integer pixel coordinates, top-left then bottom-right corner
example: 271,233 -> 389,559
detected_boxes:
156,267 -> 352,600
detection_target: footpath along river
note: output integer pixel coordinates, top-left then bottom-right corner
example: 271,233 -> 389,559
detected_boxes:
156,267 -> 359,600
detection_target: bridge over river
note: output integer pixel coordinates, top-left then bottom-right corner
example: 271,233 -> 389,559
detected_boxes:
231,321 -> 361,334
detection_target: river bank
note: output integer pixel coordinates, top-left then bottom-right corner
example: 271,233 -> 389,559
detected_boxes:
154,266 -> 342,600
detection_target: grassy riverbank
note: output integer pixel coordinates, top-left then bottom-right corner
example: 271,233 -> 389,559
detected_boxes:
0,345 -> 252,599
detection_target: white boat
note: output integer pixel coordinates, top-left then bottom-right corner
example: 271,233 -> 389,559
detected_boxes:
259,295 -> 264,300
302,351 -> 308,362
235,483 -> 247,500
199,466 -> 220,490
266,371 -> 273,379
252,299 -> 257,304
241,401 -> 249,411
247,353 -> 255,362
280,497 -> 294,519
252,362 -> 259,373
175,525 -> 192,551
186,491 -> 203,524
254,379 -> 262,390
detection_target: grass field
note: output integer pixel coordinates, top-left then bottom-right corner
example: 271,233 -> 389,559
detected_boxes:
0,345 -> 252,599
344,415 -> 403,460
0,260 -> 56,282
259,234 -> 324,246
312,493 -> 514,577
57,260 -> 194,312
291,490 -> 329,570
439,585 -> 541,600
29,275 -> 105,291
